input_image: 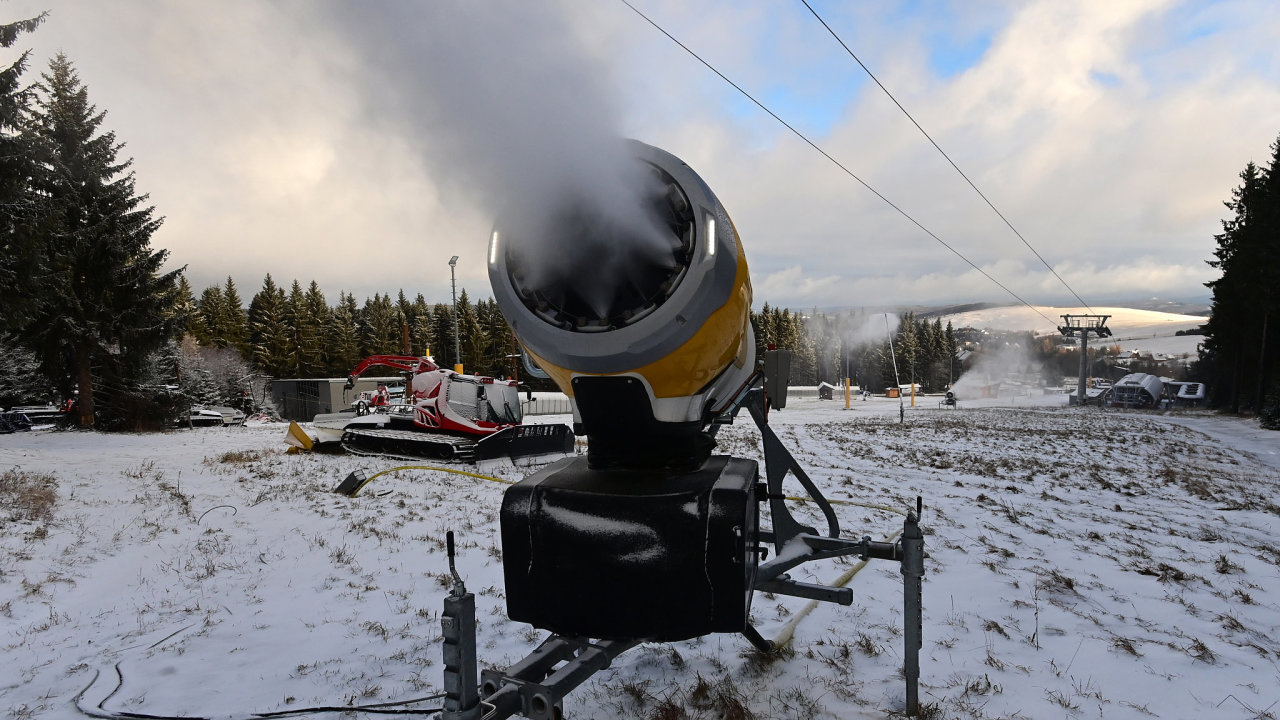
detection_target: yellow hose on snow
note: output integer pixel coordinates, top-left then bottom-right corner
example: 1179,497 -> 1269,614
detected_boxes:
346,464 -> 515,496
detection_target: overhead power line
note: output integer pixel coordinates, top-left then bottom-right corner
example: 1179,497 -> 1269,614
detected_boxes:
619,0 -> 1057,326
799,0 -> 1094,312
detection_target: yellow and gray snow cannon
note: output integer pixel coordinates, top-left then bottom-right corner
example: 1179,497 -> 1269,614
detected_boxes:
487,140 -> 762,645
461,141 -> 923,720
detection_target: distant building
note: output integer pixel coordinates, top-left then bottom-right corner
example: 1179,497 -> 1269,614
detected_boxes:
1164,381 -> 1207,408
1110,373 -> 1164,408
270,376 -> 402,421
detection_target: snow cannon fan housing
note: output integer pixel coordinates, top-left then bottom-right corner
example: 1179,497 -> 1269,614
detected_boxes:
488,140 -> 756,472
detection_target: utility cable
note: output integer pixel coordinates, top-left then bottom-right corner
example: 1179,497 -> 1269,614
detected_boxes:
799,0 -> 1094,312
619,0 -> 1057,326
75,666 -> 445,719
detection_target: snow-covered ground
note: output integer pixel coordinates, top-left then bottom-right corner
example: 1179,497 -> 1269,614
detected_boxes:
1108,333 -> 1203,358
3,398 -> 1279,719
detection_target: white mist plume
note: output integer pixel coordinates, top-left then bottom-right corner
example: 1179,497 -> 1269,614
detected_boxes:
326,1 -> 675,316
952,343 -> 1044,400
831,312 -> 900,348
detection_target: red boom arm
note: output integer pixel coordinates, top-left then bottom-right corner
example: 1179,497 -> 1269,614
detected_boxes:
345,355 -> 440,387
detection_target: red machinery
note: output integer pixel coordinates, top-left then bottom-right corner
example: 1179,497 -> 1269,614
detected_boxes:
332,355 -> 572,462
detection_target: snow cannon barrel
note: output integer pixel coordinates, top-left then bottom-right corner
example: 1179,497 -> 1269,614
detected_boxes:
488,140 -> 754,471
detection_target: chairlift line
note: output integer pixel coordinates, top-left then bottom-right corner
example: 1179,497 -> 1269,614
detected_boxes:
618,0 -> 1057,326
798,0 -> 1095,313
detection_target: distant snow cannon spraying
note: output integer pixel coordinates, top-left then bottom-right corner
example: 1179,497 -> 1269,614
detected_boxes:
438,141 -> 927,719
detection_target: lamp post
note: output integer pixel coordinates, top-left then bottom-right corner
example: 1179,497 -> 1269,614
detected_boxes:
449,256 -> 462,373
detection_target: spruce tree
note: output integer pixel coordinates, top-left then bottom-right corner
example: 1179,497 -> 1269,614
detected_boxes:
174,276 -> 205,341
247,274 -> 289,376
452,289 -> 478,373
283,280 -> 309,376
396,290 -> 413,329
360,293 -> 400,356
26,54 -> 182,427
303,280 -> 330,371
410,293 -> 434,357
431,302 -> 456,368
944,320 -> 958,387
326,291 -> 362,374
174,335 -> 219,406
0,333 -> 50,407
1202,138 -> 1280,416
0,12 -> 47,331
480,298 -> 516,378
754,303 -> 774,354
220,276 -> 249,357
898,313 -> 920,391
197,284 -> 225,346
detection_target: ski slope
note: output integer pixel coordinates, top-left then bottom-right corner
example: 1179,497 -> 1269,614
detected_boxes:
2,397 -> 1278,719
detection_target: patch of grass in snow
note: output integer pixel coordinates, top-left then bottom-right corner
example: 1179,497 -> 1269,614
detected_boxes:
157,477 -> 193,518
1110,635 -> 1142,656
737,642 -> 795,678
1034,568 -> 1077,594
1231,587 -> 1256,605
688,674 -> 754,720
1182,637 -> 1217,663
1134,561 -> 1201,585
1045,687 -> 1080,711
0,468 -> 58,525
205,449 -> 266,465
1215,612 -> 1245,633
855,632 -> 884,657
982,619 -> 1009,638
1214,553 -> 1244,574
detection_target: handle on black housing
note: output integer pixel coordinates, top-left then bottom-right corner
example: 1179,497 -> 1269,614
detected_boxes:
447,530 -> 465,595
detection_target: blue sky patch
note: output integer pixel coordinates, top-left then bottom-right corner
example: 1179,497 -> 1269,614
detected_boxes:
1090,70 -> 1121,88
722,72 -> 864,139
928,28 -> 994,78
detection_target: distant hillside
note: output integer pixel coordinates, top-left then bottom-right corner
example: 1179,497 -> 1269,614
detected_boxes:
916,302 -> 1002,319
1101,297 -> 1211,316
944,305 -> 1208,357
941,305 -> 1205,336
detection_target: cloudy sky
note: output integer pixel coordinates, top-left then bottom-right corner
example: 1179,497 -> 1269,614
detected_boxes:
6,0 -> 1279,310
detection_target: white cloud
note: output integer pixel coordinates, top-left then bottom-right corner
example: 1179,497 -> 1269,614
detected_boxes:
4,0 -> 1275,310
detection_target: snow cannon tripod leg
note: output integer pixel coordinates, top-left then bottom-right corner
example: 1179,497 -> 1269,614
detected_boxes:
901,501 -> 925,716
479,636 -> 639,720
442,531 -> 481,720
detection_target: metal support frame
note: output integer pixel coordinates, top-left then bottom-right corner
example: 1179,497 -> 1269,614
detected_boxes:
735,386 -> 926,715
902,503 -> 925,716
443,604 -> 636,720
442,385 -> 928,718
477,636 -> 639,720
744,389 -> 896,593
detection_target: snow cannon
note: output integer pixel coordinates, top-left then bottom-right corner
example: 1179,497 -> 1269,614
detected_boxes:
452,141 -> 925,719
486,141 -> 761,642
487,139 -> 755,473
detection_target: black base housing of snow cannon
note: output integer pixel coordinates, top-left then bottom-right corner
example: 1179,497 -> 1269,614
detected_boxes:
500,455 -> 760,642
